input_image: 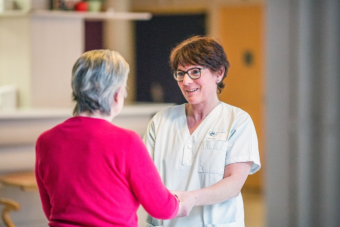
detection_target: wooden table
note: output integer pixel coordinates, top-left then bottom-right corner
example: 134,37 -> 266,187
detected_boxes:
0,172 -> 37,227
0,171 -> 37,191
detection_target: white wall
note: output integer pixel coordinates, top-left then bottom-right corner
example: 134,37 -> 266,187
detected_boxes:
0,17 -> 32,108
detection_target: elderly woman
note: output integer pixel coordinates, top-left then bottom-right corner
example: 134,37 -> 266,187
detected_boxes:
143,36 -> 261,227
35,50 -> 179,227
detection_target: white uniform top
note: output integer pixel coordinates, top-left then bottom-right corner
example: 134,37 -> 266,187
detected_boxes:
143,102 -> 261,227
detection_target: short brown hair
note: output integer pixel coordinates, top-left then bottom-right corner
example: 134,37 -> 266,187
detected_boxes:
169,36 -> 230,93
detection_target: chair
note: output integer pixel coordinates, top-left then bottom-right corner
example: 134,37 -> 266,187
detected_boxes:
0,198 -> 20,227
0,171 -> 37,227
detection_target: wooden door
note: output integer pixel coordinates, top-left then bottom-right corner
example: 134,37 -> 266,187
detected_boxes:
218,5 -> 264,191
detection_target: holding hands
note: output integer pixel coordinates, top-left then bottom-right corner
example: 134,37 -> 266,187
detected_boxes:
171,190 -> 196,218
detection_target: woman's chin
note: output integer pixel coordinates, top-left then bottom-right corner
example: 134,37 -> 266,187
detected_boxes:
186,97 -> 200,105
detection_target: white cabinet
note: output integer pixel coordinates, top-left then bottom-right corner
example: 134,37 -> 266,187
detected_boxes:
0,12 -> 86,108
0,8 -> 151,108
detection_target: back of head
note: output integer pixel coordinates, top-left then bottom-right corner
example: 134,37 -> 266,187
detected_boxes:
71,49 -> 129,115
169,36 -> 230,93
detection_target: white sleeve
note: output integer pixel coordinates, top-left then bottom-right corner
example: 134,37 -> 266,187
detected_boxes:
226,113 -> 261,174
143,118 -> 156,160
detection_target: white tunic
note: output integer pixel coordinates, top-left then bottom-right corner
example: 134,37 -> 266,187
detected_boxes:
143,102 -> 261,227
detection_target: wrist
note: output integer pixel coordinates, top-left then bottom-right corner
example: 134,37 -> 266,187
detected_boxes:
174,194 -> 180,203
190,190 -> 199,206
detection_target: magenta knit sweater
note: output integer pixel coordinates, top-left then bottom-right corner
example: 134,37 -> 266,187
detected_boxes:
35,116 -> 178,227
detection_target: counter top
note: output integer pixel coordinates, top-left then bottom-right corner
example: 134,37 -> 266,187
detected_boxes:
0,103 -> 174,119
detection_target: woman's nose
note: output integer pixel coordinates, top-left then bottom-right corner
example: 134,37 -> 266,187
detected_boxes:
182,73 -> 193,85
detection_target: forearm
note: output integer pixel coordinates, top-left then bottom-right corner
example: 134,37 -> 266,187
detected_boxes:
172,162 -> 252,217
172,175 -> 243,218
191,175 -> 243,206
191,162 -> 253,206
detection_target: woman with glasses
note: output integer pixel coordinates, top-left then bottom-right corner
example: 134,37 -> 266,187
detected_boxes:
143,36 -> 261,227
35,50 -> 180,227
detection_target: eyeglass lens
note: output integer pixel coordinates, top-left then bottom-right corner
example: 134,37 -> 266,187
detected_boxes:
174,68 -> 204,81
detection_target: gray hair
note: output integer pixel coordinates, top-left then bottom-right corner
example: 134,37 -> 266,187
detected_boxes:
71,49 -> 129,115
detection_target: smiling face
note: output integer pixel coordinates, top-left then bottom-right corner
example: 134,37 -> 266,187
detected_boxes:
177,64 -> 222,105
169,36 -> 230,95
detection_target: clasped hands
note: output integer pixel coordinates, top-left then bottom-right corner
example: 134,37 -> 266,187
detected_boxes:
170,190 -> 196,218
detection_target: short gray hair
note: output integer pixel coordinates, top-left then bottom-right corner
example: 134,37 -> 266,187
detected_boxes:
71,49 -> 129,115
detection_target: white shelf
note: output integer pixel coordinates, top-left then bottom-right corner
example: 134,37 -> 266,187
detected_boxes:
0,10 -> 30,17
31,10 -> 152,21
0,9 -> 152,21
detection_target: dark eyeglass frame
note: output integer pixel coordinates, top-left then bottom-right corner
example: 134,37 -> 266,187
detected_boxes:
173,67 -> 208,82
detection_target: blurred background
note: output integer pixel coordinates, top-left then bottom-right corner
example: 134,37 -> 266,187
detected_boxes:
0,0 -> 339,226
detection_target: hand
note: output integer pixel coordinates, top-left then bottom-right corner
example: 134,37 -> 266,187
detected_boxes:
170,190 -> 196,218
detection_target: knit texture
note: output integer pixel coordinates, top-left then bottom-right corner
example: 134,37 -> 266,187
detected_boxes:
35,116 -> 178,227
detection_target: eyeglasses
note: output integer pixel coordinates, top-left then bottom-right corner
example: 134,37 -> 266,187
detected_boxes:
173,67 -> 207,82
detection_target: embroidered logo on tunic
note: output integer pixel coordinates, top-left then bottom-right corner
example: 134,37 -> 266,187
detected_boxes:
207,131 -> 228,140
209,131 -> 217,137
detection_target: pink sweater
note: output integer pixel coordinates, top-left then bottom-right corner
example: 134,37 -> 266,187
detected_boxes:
35,116 -> 178,227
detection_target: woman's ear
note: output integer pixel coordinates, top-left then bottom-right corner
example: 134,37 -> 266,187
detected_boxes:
113,87 -> 123,103
216,67 -> 225,83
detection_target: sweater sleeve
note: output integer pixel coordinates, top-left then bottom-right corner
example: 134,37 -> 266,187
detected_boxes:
126,133 -> 179,220
35,136 -> 52,219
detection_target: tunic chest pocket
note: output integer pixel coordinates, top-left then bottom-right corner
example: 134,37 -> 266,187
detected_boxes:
198,140 -> 232,174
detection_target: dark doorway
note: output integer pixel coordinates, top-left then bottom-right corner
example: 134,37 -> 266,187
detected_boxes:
135,14 -> 206,104
85,21 -> 103,52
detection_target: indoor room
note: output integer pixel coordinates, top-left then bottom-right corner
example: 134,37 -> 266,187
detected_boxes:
0,0 -> 339,227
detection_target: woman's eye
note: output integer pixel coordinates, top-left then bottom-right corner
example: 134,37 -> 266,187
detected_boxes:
192,69 -> 200,75
177,72 -> 185,77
